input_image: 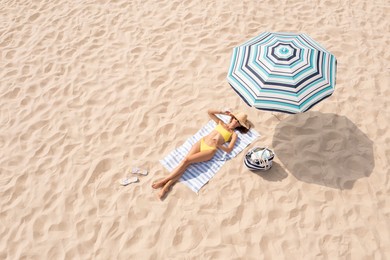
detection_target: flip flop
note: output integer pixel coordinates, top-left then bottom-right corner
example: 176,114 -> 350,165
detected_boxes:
130,167 -> 148,176
119,176 -> 139,186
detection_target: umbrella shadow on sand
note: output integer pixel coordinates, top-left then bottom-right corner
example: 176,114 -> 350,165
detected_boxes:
272,111 -> 374,189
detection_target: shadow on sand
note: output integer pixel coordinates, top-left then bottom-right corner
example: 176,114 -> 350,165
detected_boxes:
272,111 -> 374,189
250,162 -> 288,182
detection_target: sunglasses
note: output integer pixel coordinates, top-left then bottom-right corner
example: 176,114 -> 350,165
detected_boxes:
232,116 -> 242,126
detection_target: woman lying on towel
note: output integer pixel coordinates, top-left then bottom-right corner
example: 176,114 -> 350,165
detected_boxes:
152,109 -> 251,199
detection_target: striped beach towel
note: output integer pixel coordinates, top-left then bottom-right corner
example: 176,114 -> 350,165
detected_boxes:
159,115 -> 260,193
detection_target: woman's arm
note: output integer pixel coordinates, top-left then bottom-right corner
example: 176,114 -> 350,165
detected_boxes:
217,132 -> 238,153
208,109 -> 230,123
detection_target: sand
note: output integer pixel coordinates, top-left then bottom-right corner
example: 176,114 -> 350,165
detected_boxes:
1,0 -> 389,259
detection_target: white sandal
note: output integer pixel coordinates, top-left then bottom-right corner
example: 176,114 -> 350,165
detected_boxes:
131,167 -> 148,176
119,176 -> 139,186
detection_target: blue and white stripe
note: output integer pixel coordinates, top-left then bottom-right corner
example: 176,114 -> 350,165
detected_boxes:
227,32 -> 337,113
159,115 -> 260,193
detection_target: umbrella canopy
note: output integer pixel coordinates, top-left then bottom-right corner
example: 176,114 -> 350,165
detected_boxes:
227,32 -> 337,113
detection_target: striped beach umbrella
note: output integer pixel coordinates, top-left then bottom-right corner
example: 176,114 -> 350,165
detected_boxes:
227,32 -> 336,113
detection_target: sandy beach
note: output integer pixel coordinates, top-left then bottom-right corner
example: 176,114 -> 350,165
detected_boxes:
1,0 -> 389,259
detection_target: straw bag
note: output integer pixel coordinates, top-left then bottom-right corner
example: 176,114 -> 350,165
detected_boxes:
244,147 -> 275,171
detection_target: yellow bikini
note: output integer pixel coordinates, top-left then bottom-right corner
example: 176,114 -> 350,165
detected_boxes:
200,138 -> 217,151
215,122 -> 232,142
200,122 -> 232,152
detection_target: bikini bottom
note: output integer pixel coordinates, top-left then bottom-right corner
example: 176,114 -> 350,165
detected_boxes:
200,138 -> 217,152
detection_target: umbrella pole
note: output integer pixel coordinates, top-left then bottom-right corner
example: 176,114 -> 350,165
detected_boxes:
272,112 -> 282,121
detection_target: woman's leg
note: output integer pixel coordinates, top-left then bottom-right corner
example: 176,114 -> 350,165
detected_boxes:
158,149 -> 216,199
152,140 -> 201,189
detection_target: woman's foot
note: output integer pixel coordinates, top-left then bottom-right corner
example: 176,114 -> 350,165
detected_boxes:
151,179 -> 166,189
158,180 -> 173,200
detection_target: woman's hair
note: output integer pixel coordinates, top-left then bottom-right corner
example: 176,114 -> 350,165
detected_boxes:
229,117 -> 250,134
236,126 -> 250,134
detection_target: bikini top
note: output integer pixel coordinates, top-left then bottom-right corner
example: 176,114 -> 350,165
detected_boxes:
215,122 -> 232,142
